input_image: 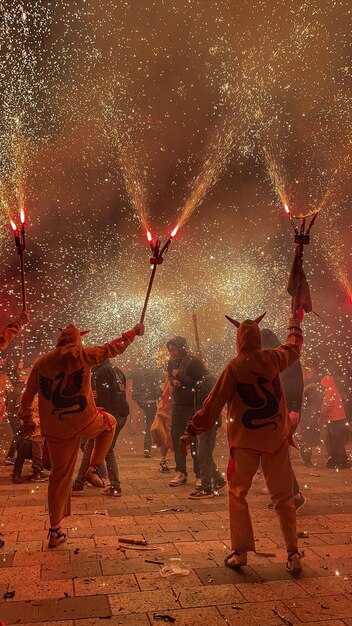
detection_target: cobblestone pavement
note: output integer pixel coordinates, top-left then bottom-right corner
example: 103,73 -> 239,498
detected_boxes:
1,434 -> 352,626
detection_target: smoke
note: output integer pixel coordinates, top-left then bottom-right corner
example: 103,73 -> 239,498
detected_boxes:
0,0 -> 350,380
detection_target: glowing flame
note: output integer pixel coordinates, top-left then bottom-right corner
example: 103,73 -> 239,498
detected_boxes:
20,209 -> 25,224
146,230 -> 153,242
284,203 -> 290,215
170,225 -> 179,238
10,220 -> 17,231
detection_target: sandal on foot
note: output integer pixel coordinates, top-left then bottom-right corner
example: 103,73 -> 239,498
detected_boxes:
224,550 -> 247,569
286,550 -> 303,575
47,528 -> 67,549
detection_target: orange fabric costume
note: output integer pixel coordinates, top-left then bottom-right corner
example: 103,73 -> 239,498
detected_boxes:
0,319 -> 22,352
19,325 -> 139,526
185,317 -> 303,554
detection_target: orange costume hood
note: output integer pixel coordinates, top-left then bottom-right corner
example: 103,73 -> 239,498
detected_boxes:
187,314 -> 303,454
19,324 -> 138,441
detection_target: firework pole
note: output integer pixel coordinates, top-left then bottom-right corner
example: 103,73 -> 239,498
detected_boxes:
192,309 -> 202,357
140,226 -> 179,324
10,209 -> 27,311
284,204 -> 317,320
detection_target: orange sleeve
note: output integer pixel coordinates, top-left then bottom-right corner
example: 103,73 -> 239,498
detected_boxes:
0,320 -> 21,352
186,365 -> 235,436
84,329 -> 137,367
269,326 -> 303,373
18,363 -> 39,423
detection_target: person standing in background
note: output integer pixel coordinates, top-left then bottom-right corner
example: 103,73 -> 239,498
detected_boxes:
126,362 -> 162,457
321,374 -> 349,469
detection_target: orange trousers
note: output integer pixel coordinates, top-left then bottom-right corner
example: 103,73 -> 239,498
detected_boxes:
47,411 -> 116,527
228,444 -> 298,553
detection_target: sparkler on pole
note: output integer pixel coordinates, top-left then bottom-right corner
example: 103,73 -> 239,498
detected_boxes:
140,225 -> 179,324
10,209 -> 28,311
284,204 -> 317,320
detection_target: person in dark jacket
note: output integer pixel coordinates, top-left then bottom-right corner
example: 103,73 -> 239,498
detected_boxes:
261,328 -> 306,512
167,336 -> 201,487
126,363 -> 162,457
186,359 -> 226,498
72,360 -> 130,496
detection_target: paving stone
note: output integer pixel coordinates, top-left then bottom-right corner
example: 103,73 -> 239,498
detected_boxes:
6,578 -> 74,602
148,607 -> 227,625
135,569 -> 202,590
176,540 -> 230,554
250,560 -> 321,581
284,594 -> 352,621
236,579 -> 309,601
38,594 -> 111,620
195,565 -> 262,585
0,553 -> 14,568
0,600 -> 39,624
101,556 -> 168,576
20,622 -> 73,626
13,549 -> 70,566
178,583 -> 245,608
74,573 -> 138,596
41,561 -> 102,581
0,564 -> 41,584
67,525 -> 117,539
94,533 -> 145,548
218,600 -> 298,625
1,540 -> 43,553
69,548 -> 127,562
109,588 -> 176,614
293,622 -> 348,626
295,575 -> 352,596
74,616 -> 150,626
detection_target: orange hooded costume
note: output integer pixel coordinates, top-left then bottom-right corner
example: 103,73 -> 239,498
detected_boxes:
184,314 -> 303,556
19,324 -> 140,528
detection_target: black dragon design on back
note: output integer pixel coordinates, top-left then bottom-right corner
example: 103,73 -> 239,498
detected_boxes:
237,372 -> 282,430
39,368 -> 87,420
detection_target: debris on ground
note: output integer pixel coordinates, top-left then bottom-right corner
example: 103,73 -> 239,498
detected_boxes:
153,613 -> 176,623
160,558 -> 191,577
118,537 -> 147,546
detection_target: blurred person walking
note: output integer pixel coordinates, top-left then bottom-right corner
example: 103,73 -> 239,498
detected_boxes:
321,374 -> 349,469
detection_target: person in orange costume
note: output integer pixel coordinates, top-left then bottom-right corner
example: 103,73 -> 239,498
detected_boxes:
18,322 -> 144,548
0,310 -> 29,352
180,312 -> 303,574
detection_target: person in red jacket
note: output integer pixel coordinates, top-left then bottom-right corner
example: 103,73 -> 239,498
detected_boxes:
18,322 -> 144,547
0,311 -> 29,352
180,312 -> 303,575
321,374 -> 349,469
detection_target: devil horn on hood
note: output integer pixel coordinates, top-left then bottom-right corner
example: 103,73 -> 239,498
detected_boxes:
80,330 -> 91,336
254,312 -> 267,325
225,315 -> 240,328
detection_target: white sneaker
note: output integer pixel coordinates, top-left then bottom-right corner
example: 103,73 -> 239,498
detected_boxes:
169,472 -> 187,487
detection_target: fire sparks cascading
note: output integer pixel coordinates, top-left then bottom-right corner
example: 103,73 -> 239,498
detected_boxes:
0,1 -> 350,387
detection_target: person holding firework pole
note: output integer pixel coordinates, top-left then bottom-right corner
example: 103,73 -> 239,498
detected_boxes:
180,210 -> 315,574
18,322 -> 144,548
180,311 -> 303,574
